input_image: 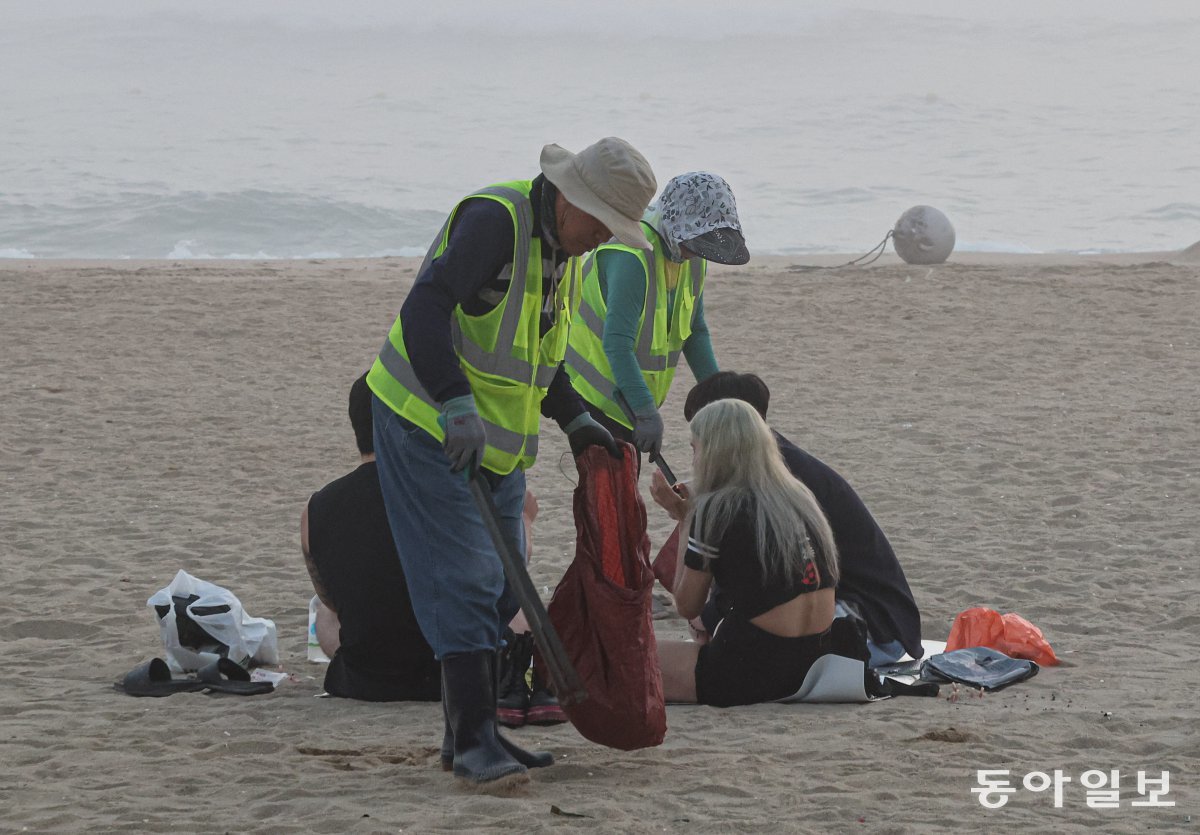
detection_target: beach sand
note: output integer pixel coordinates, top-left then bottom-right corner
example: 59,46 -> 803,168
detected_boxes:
2,252 -> 1197,832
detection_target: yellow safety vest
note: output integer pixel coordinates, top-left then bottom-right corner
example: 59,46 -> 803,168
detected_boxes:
564,223 -> 706,429
367,181 -> 577,474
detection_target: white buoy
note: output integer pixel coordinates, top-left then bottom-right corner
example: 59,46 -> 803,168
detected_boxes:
893,206 -> 955,264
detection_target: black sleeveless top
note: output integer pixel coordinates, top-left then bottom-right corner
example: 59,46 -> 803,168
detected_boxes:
683,495 -> 829,621
307,462 -> 439,701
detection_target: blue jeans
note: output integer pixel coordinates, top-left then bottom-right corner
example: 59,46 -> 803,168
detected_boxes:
371,395 -> 523,658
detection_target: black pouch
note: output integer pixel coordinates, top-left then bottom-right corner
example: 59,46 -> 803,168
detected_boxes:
922,647 -> 1039,692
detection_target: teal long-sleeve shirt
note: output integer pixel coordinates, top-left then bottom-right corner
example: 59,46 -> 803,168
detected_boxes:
597,248 -> 718,415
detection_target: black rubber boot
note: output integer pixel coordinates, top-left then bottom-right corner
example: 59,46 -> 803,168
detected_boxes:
440,651 -> 553,771
496,632 -> 532,728
440,678 -> 453,771
489,648 -> 554,769
526,666 -> 568,726
440,651 -> 530,792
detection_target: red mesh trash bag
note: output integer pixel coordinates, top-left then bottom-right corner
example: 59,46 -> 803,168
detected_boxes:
946,607 -> 1059,666
543,443 -> 666,750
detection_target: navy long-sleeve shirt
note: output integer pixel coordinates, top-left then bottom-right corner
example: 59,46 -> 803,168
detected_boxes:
399,175 -> 588,428
775,432 -> 923,658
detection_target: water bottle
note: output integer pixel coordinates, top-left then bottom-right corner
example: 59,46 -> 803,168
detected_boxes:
307,595 -> 331,663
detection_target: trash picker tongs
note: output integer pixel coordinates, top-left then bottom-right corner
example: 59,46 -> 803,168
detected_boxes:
467,471 -> 588,706
614,389 -> 677,486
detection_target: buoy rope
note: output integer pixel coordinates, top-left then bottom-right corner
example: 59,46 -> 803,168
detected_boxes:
788,230 -> 894,271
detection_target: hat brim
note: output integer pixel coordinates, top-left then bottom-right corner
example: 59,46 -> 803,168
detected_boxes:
683,228 -> 750,265
541,146 -> 652,250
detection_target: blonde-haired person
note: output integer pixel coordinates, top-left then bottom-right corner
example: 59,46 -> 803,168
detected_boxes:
656,399 -> 869,706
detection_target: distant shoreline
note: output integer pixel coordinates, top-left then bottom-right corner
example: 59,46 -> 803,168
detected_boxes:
2,248 -> 1196,273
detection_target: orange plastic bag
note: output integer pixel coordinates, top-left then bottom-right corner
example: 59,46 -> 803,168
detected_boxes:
945,607 -> 1059,666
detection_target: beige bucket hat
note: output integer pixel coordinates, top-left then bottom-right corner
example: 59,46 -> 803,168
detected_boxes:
540,137 -> 657,250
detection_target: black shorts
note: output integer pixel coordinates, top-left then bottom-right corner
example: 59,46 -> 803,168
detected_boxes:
694,616 -> 869,707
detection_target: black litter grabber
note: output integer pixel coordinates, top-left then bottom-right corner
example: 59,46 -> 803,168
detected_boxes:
614,389 -> 677,486
467,471 -> 588,707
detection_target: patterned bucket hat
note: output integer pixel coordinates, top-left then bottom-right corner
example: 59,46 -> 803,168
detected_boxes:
654,172 -> 749,265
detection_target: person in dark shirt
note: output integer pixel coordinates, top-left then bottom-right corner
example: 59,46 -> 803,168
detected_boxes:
650,371 -> 923,666
654,399 -> 866,706
302,373 -> 441,701
303,374 -> 560,717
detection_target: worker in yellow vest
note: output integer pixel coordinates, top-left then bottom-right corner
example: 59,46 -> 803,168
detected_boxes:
366,138 -> 656,792
564,172 -> 749,460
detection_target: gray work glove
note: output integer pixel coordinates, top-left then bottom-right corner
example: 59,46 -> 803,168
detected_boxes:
631,408 -> 664,457
439,394 -> 486,474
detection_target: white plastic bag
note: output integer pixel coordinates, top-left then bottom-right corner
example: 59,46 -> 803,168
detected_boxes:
147,569 -> 279,673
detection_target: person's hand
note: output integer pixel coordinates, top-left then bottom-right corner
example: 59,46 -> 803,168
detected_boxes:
564,413 -> 622,459
650,470 -> 690,521
688,616 -> 710,645
631,408 -> 664,457
439,395 -> 486,474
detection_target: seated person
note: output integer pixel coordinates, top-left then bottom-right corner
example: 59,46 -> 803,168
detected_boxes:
303,373 -> 561,721
650,372 -> 922,667
655,399 -> 868,706
303,373 -> 441,701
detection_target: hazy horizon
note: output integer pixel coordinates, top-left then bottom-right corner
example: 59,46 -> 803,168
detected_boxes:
3,1 -> 1197,258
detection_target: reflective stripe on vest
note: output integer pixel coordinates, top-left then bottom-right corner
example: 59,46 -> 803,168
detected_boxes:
566,226 -> 705,426
374,336 -> 538,462
368,181 -> 568,473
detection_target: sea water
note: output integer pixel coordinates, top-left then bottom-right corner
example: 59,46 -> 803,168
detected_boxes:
2,0 -> 1197,259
